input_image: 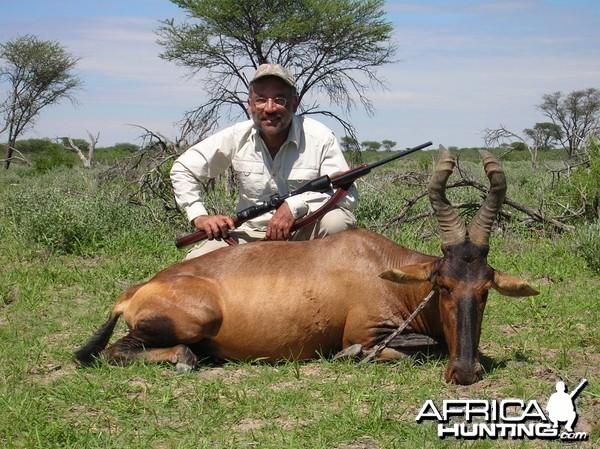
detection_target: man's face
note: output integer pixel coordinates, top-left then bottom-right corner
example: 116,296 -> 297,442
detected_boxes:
249,77 -> 299,140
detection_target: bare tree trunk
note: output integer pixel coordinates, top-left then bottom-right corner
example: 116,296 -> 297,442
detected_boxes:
4,138 -> 16,169
62,131 -> 99,168
529,145 -> 538,172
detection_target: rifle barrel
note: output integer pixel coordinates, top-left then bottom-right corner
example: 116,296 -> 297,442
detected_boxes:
367,141 -> 432,171
569,378 -> 588,399
330,141 -> 432,187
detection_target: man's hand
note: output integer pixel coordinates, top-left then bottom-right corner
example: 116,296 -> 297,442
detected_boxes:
266,202 -> 295,240
193,215 -> 236,240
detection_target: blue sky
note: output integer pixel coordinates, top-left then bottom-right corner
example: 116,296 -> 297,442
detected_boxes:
1,0 -> 599,148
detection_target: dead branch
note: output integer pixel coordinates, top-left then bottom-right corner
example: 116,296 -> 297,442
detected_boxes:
382,178 -> 576,233
0,145 -> 31,166
461,178 -> 576,231
483,125 -> 539,171
387,171 -> 429,185
383,190 -> 428,228
101,119 -> 218,223
102,127 -> 185,216
544,157 -> 591,187
60,130 -> 99,168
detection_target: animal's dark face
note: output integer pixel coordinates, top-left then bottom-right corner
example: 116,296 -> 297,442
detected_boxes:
380,146 -> 538,385
379,242 -> 537,385
436,241 -> 493,385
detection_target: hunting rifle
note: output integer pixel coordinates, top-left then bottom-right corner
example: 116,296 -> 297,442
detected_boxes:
174,141 -> 433,249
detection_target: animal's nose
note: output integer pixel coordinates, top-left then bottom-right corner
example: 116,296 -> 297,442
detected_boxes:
447,362 -> 483,385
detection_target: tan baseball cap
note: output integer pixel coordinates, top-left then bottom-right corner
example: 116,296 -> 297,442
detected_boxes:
251,63 -> 296,89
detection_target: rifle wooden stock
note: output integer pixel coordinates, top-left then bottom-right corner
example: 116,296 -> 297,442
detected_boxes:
174,217 -> 241,249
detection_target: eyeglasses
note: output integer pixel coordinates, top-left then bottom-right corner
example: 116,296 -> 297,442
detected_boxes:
252,97 -> 288,109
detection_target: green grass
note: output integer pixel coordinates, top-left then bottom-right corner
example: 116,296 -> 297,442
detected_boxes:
0,156 -> 598,448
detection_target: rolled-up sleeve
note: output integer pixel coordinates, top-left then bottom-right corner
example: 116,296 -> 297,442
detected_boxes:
170,131 -> 234,223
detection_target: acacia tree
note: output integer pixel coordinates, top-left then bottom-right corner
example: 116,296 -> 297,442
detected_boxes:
157,0 -> 396,139
340,135 -> 359,152
0,35 -> 82,169
523,122 -> 563,152
361,140 -> 381,151
382,139 -> 396,151
537,88 -> 600,157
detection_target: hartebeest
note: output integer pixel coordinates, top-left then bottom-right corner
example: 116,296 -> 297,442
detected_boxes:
75,146 -> 538,385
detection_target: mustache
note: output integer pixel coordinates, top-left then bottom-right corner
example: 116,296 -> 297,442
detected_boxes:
259,111 -> 281,119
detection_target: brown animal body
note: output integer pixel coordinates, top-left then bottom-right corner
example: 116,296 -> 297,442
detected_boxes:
75,147 -> 538,385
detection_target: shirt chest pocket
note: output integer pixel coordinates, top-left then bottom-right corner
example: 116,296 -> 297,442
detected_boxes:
233,159 -> 265,176
232,159 -> 268,198
286,167 -> 320,191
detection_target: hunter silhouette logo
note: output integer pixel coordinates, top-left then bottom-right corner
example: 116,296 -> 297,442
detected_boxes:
546,379 -> 587,433
416,378 -> 589,441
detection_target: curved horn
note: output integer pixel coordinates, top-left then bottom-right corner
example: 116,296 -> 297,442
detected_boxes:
468,150 -> 507,246
427,145 -> 466,246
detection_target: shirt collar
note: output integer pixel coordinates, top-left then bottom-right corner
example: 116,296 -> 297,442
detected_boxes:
286,115 -> 301,147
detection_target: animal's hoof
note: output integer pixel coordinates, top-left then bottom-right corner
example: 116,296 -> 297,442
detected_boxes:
176,363 -> 194,373
333,344 -> 364,360
171,345 -> 198,372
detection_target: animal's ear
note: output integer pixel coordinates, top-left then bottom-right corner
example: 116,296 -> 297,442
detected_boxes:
492,271 -> 539,297
379,262 -> 436,285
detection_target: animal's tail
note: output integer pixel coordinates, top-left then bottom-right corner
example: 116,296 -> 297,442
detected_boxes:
74,313 -> 120,366
74,284 -> 142,366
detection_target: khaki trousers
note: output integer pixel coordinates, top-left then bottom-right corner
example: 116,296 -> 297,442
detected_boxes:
184,208 -> 356,260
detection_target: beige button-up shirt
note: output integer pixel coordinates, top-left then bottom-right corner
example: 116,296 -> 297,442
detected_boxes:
170,115 -> 358,230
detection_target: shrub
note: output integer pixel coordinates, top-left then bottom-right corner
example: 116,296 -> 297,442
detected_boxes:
14,138 -> 58,154
31,144 -> 78,173
2,168 -> 154,256
94,143 -> 140,163
555,138 -> 600,221
573,220 -> 600,274
354,176 -> 409,228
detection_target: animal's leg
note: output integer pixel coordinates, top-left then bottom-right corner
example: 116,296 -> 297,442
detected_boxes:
332,343 -> 364,360
372,333 -> 439,361
385,333 -> 438,349
109,281 -> 223,371
102,330 -> 198,372
373,347 -> 410,361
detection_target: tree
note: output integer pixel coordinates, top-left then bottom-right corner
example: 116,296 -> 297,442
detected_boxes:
361,140 -> 381,151
483,126 -> 539,170
381,139 -> 396,151
157,0 -> 396,139
339,135 -> 362,165
340,135 -> 359,152
523,122 -> 563,152
0,35 -> 82,168
537,88 -> 600,157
